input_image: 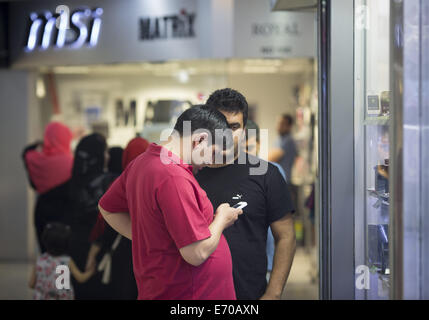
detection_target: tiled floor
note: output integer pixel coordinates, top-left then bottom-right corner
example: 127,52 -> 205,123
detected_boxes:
0,263 -> 33,300
0,248 -> 318,300
281,247 -> 318,300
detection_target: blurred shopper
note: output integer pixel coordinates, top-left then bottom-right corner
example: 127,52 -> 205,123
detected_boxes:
89,138 -> 149,243
107,147 -> 123,175
122,136 -> 150,169
66,133 -> 114,300
22,121 -> 74,253
269,114 -> 298,184
99,105 -> 242,300
28,223 -> 95,300
305,183 -> 316,247
245,120 -> 289,280
196,89 -> 296,300
86,139 -> 148,300
269,114 -> 299,219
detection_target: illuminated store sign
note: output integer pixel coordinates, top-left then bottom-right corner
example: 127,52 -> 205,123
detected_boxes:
139,9 -> 195,41
9,0 -> 315,66
25,7 -> 103,51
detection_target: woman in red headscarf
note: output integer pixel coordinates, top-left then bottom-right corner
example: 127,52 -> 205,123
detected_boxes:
121,136 -> 150,170
85,136 -> 149,300
22,122 -> 74,253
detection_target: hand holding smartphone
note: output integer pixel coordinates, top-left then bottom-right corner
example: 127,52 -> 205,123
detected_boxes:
232,201 -> 247,210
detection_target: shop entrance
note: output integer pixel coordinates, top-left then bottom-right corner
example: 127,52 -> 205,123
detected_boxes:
32,57 -> 319,299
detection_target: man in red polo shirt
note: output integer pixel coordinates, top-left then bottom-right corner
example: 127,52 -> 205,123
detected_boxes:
98,105 -> 242,300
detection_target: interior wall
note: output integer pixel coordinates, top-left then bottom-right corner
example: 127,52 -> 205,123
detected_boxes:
0,70 -> 37,261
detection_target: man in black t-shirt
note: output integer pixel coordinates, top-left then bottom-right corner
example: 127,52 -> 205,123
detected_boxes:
196,88 -> 296,300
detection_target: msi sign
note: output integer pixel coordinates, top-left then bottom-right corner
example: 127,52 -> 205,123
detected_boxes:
25,6 -> 103,51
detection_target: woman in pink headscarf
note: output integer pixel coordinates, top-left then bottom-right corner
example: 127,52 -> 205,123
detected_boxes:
22,122 -> 74,253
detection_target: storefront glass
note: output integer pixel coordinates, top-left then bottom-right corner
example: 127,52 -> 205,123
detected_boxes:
398,0 -> 429,299
354,0 -> 391,300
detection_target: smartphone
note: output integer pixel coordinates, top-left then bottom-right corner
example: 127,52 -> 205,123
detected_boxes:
367,94 -> 381,116
232,201 -> 248,210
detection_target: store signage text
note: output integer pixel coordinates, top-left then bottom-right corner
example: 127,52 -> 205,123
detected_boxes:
25,7 -> 103,52
251,22 -> 299,37
139,9 -> 196,41
116,99 -> 137,127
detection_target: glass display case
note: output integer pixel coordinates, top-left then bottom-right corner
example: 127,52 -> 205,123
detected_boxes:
318,0 -> 429,299
354,0 -> 391,300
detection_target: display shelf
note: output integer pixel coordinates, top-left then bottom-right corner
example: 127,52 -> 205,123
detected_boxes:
368,265 -> 391,276
363,115 -> 389,126
367,188 -> 389,200
367,188 -> 390,206
354,0 -> 391,300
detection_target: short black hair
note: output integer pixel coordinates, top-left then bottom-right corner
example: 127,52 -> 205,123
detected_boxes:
245,119 -> 260,143
173,104 -> 230,143
206,88 -> 248,126
282,114 -> 294,126
42,223 -> 71,257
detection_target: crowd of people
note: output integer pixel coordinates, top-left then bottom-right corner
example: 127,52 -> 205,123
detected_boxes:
24,129 -> 149,299
23,88 -> 297,300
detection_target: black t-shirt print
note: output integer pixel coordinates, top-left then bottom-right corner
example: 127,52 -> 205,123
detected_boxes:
195,153 -> 295,300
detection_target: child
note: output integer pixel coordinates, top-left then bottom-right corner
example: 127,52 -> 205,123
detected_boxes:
28,223 -> 95,300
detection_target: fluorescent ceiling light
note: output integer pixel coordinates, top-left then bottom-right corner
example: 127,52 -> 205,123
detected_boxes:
36,77 -> 46,98
242,66 -> 279,73
53,66 -> 90,74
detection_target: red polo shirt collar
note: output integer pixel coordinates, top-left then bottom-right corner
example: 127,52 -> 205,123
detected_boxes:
147,143 -> 193,174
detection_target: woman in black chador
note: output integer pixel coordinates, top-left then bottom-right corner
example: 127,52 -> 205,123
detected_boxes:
87,143 -> 140,300
66,133 -> 114,300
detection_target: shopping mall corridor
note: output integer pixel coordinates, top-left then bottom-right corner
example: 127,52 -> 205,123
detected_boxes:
282,248 -> 318,300
0,248 -> 318,300
0,263 -> 33,299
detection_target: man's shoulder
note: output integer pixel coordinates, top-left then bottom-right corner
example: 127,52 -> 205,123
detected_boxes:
245,154 -> 279,175
269,162 -> 287,180
283,134 -> 296,146
198,154 -> 276,174
245,153 -> 268,165
127,154 -> 193,185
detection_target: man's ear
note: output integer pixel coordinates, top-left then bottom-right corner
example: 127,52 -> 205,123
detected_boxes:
192,132 -> 209,146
